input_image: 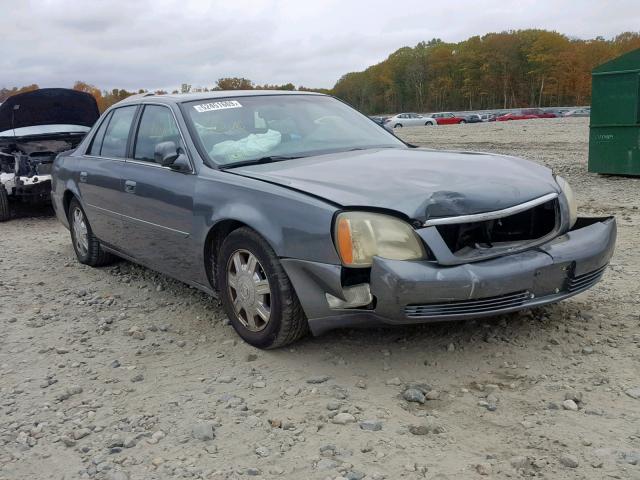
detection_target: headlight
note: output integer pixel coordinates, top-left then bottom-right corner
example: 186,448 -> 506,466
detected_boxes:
334,212 -> 427,267
555,175 -> 578,228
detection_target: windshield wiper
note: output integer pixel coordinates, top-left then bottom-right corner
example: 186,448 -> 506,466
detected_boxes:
220,155 -> 303,169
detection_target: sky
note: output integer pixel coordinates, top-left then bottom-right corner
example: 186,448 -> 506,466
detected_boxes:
1,0 -> 639,91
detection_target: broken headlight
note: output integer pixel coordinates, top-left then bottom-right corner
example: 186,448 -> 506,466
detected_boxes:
555,175 -> 578,228
334,211 -> 427,267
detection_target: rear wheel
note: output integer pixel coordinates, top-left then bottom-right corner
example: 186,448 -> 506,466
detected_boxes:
460,120 -> 466,124
425,121 -> 434,126
0,184 -> 9,222
68,198 -> 115,267
217,227 -> 308,349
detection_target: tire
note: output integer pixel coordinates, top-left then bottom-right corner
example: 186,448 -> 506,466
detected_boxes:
0,184 -> 10,222
394,123 -> 402,128
68,198 -> 115,267
460,120 -> 466,124
217,227 -> 308,349
424,122 -> 432,126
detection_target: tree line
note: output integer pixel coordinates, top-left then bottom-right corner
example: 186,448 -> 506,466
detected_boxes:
2,29 -> 639,114
333,30 -> 640,114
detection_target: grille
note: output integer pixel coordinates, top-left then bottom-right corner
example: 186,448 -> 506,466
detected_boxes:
435,198 -> 558,255
567,264 -> 608,293
405,290 -> 531,318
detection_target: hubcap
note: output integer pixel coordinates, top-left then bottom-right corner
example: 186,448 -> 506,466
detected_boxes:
227,249 -> 271,332
72,207 -> 89,257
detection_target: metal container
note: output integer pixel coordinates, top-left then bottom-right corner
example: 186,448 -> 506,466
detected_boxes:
589,48 -> 640,175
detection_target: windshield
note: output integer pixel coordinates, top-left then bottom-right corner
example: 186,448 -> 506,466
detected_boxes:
183,94 -> 404,167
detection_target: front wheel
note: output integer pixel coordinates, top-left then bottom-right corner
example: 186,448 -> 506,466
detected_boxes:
217,227 -> 308,349
68,198 -> 115,267
394,123 -> 402,128
459,120 -> 466,124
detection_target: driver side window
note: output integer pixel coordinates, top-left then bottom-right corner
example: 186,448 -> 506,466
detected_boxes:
133,105 -> 183,163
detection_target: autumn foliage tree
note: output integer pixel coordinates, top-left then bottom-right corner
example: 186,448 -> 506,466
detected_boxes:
332,30 -> 640,114
0,84 -> 40,102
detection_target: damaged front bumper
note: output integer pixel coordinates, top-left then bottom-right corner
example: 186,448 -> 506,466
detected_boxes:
282,216 -> 616,335
1,172 -> 52,200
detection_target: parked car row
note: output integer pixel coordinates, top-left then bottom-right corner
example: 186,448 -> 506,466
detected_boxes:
372,106 -> 590,129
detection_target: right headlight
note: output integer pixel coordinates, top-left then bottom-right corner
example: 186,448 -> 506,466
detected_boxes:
555,175 -> 578,228
334,211 -> 427,267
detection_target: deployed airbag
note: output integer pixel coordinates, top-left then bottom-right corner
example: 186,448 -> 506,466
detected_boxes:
210,129 -> 282,163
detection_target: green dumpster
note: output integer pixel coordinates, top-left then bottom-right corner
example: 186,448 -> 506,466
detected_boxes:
589,48 -> 640,175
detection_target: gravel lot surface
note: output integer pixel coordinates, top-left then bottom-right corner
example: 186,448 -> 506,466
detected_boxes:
1,117 -> 639,479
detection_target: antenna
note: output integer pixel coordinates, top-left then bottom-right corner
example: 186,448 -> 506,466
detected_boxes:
12,104 -> 20,139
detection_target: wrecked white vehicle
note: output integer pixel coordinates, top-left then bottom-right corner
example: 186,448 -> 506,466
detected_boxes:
0,88 -> 99,221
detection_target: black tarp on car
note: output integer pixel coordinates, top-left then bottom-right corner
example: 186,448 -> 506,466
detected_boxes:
0,88 -> 99,133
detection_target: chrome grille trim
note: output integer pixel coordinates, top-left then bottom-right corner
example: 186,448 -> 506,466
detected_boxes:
567,264 -> 608,292
423,192 -> 559,226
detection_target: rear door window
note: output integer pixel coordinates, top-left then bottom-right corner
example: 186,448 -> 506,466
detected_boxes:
133,105 -> 183,163
100,106 -> 137,158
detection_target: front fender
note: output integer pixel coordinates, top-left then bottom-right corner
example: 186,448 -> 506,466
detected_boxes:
195,171 -> 342,264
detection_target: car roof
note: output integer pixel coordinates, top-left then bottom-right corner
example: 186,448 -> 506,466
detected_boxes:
113,90 -> 326,107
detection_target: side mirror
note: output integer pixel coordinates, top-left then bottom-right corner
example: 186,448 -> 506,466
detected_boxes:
154,141 -> 180,166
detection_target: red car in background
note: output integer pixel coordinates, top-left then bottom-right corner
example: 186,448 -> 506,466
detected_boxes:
431,112 -> 467,125
496,109 -> 557,121
523,108 -> 557,118
496,112 -> 538,121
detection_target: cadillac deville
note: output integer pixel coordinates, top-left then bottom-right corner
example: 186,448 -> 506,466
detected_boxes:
51,91 -> 616,348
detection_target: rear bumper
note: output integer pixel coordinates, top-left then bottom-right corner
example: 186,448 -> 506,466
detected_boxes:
282,216 -> 616,335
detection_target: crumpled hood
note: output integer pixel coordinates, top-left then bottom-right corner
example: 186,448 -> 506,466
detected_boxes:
232,148 -> 560,221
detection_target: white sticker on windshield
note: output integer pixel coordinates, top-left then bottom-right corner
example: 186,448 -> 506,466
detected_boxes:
193,100 -> 242,113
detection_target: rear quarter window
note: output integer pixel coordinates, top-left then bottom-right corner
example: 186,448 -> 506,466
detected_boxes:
87,111 -> 112,156
99,106 -> 137,158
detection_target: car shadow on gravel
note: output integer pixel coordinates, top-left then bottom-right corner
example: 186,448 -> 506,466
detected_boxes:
302,304 -> 564,349
5,201 -> 55,220
100,256 -> 569,352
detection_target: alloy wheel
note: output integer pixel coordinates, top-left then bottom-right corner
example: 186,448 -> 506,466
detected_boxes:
72,207 -> 89,257
227,249 -> 271,331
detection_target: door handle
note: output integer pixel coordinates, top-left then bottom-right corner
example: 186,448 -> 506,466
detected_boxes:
124,180 -> 136,193
79,171 -> 88,183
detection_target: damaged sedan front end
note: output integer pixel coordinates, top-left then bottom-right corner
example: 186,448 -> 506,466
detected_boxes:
51,92 -> 615,348
232,147 -> 616,335
0,88 -> 99,221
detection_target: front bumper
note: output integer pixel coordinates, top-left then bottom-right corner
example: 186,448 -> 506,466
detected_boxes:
282,217 -> 616,335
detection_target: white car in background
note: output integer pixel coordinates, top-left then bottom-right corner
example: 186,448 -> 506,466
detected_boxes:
563,108 -> 590,118
385,113 -> 436,128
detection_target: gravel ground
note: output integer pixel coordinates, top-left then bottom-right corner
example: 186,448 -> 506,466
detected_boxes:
1,117 -> 639,480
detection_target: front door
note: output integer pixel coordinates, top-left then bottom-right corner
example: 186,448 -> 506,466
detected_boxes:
118,104 -> 198,281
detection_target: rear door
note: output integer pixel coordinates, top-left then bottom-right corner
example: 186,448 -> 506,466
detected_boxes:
77,105 -> 137,247
118,103 -> 198,281
409,114 -> 422,126
441,113 -> 455,125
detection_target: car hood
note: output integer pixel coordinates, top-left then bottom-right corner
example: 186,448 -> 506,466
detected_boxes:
0,88 -> 99,135
229,148 -> 559,220
231,148 -> 560,221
